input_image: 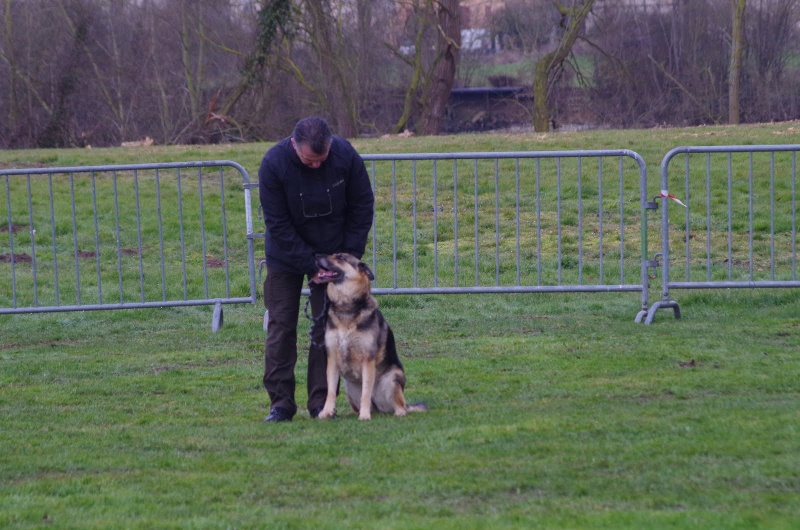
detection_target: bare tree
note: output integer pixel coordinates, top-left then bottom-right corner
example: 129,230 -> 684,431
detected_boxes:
417,0 -> 460,135
729,0 -> 746,124
490,0 -> 557,54
0,0 -> 39,146
3,0 -> 799,147
742,0 -> 800,121
55,0 -> 138,142
302,0 -> 359,136
387,0 -> 428,133
217,0 -> 292,120
589,1 -> 736,128
532,0 -> 594,132
386,0 -> 460,135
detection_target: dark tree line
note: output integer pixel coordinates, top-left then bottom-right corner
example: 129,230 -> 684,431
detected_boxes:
0,0 -> 798,148
588,0 -> 800,128
0,0 -> 461,147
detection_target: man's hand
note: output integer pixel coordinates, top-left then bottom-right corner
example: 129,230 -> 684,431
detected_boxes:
309,270 -> 321,284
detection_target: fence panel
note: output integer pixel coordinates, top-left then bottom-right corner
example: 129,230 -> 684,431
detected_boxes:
263,150 -> 653,321
1,161 -> 258,331
645,145 -> 800,324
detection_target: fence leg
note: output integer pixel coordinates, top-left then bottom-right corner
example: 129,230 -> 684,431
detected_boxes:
212,302 -> 224,333
643,300 -> 681,325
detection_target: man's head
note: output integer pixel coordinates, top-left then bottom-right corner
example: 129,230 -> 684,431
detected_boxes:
291,117 -> 332,169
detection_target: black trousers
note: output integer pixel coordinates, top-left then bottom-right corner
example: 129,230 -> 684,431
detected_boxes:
263,267 -> 328,417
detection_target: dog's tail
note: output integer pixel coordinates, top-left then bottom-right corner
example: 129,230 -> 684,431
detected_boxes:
406,402 -> 428,413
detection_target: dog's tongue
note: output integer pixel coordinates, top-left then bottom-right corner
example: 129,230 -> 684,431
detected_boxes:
318,269 -> 337,279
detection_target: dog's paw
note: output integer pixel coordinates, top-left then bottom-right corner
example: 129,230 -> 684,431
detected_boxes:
317,407 -> 337,420
358,412 -> 371,421
394,408 -> 407,417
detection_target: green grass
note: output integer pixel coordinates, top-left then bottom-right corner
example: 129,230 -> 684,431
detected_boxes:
2,123 -> 800,528
1,291 -> 798,529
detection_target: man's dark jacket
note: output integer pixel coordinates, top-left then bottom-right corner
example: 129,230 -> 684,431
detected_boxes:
258,136 -> 374,275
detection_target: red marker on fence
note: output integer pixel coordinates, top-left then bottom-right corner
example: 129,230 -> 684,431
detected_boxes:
661,190 -> 687,208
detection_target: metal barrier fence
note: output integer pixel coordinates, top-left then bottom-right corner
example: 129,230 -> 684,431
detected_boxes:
1,161 -> 258,331
7,146 -> 796,329
644,145 -> 800,324
342,151 -> 652,318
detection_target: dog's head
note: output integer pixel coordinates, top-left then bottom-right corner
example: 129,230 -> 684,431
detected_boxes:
315,253 -> 375,297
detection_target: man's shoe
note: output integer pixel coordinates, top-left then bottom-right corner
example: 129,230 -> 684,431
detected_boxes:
264,407 -> 293,423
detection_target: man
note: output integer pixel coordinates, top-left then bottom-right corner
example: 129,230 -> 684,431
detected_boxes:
258,117 -> 375,422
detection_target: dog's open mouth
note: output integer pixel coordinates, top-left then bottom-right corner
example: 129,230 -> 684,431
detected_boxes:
315,256 -> 342,282
316,268 -> 341,282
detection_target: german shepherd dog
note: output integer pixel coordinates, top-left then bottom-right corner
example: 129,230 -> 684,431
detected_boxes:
314,253 -> 427,421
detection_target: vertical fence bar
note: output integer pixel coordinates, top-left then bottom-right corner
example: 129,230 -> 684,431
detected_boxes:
156,169 -> 167,301
514,158 -> 521,285
494,159 -> 500,285
91,171 -> 102,304
453,159 -> 459,287
69,172 -> 81,305
26,175 -> 38,306
219,166 -> 231,298
433,160 -> 439,288
4,175 -> 18,306
473,159 -> 479,286
684,153 -> 691,281
705,154 -> 712,281
597,158 -> 604,284
392,160 -> 398,289
134,169 -> 146,303
412,161 -> 419,288
793,153 -> 797,281
577,157 -> 584,285
748,154 -> 754,281
369,160 -> 377,274
112,170 -> 125,303
47,173 -> 59,306
535,158 -> 542,286
177,168 -> 188,300
770,153 -> 776,281
198,167 -> 210,299
620,157 -> 626,286
727,154 -> 733,280
556,158 -> 563,285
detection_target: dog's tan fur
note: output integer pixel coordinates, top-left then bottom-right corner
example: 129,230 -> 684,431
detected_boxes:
314,253 -> 426,421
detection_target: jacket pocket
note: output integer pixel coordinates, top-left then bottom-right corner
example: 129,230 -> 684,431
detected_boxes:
299,189 -> 333,218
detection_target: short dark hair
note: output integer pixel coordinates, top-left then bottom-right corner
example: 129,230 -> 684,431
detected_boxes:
292,117 -> 332,155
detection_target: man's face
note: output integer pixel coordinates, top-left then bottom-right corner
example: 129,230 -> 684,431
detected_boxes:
291,137 -> 329,169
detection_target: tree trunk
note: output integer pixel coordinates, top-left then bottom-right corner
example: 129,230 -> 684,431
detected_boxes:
728,0 -> 746,125
418,0 -> 461,136
532,0 -> 594,132
388,0 -> 426,134
305,0 -> 358,137
218,0 -> 292,117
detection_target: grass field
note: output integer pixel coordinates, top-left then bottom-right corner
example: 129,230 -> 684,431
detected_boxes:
2,123 -> 800,529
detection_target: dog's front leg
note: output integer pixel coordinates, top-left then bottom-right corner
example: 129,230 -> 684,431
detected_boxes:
359,359 -> 376,421
318,351 -> 339,420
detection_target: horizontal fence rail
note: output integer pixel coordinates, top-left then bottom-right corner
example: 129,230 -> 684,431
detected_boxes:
275,150 -> 653,320
1,161 -> 258,331
645,144 -> 800,324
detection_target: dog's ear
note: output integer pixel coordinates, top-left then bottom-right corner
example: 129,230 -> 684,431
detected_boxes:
358,261 -> 375,281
